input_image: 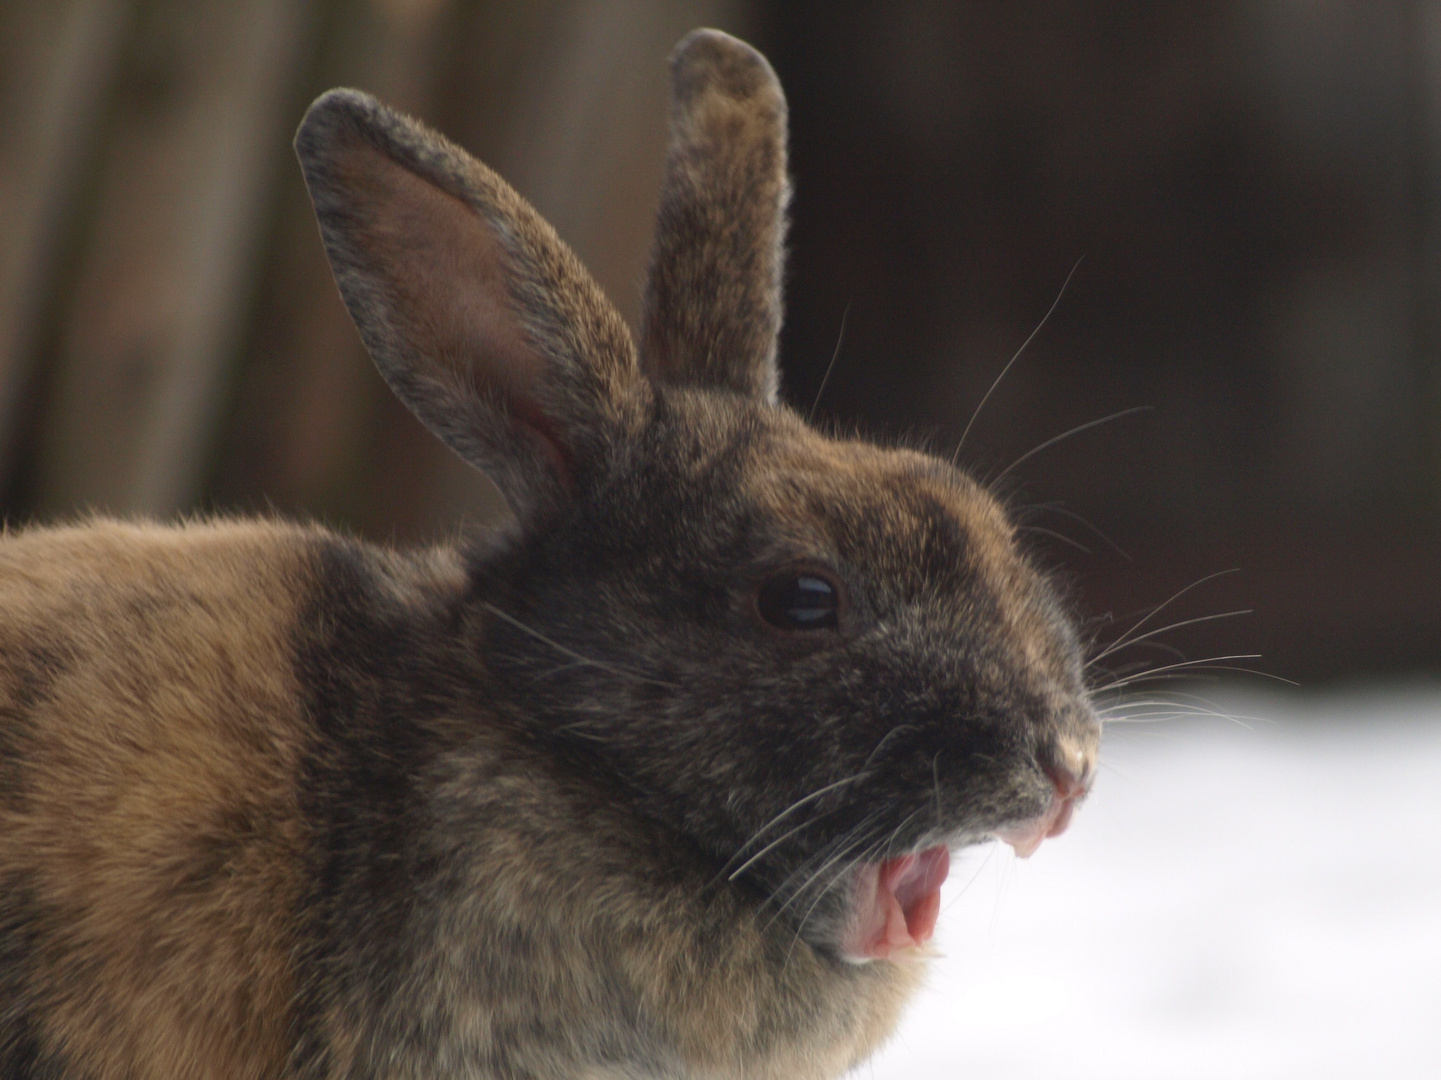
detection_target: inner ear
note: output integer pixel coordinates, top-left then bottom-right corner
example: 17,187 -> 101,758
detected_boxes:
333,138 -> 567,475
299,88 -> 641,515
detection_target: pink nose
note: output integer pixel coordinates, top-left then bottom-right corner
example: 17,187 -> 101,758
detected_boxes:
1040,762 -> 1087,840
1047,762 -> 1087,801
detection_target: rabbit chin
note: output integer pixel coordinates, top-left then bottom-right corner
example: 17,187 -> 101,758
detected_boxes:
839,846 -> 951,962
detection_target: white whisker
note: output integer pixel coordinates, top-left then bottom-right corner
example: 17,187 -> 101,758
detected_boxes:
723,772 -> 872,881
1088,609 -> 1253,666
1085,569 -> 1241,671
1090,653 -> 1264,693
1018,524 -> 1092,554
954,257 -> 1084,463
481,602 -> 677,689
809,302 -> 851,421
995,405 -> 1154,482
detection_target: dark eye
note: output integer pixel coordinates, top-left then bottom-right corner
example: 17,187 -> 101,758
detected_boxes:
757,572 -> 840,631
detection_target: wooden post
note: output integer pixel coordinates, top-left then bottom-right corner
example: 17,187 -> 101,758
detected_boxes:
33,0 -> 317,518
0,0 -> 130,484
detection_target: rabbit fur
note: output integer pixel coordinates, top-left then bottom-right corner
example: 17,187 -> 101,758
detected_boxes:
0,28 -> 1099,1080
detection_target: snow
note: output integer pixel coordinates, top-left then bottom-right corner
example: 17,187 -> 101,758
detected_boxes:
862,687 -> 1441,1080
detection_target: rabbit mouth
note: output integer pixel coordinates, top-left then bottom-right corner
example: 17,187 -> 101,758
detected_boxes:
834,761 -> 1087,962
839,845 -> 950,962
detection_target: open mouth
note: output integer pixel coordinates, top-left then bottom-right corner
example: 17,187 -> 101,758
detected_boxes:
841,845 -> 951,961
838,770 -> 1088,961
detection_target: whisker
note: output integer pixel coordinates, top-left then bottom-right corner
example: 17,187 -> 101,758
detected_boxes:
764,816 -> 884,932
1021,501 -> 1132,561
773,809 -> 889,908
1102,714 -> 1253,729
1094,670 -> 1230,689
786,808 -> 927,962
1090,653 -> 1263,692
1088,609 -> 1253,666
786,835 -> 885,958
1085,569 -> 1241,671
1018,524 -> 1092,555
954,256 -> 1084,463
550,725 -> 608,741
540,660 -> 598,678
762,819 -> 867,909
995,405 -> 1154,482
724,817 -> 825,883
943,840 -> 999,914
1114,641 -> 1187,663
480,602 -> 677,689
1087,649 -> 1189,691
722,772 -> 872,881
1098,698 -> 1263,728
809,302 -> 851,422
1100,687 -> 1265,712
861,724 -> 919,771
1090,654 -> 1298,694
1099,696 -> 1265,719
717,725 -> 928,890
1126,687 -> 1274,720
932,753 -> 944,832
1104,665 -> 1298,691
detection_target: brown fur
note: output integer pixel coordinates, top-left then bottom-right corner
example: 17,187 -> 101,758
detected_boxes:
643,29 -> 790,401
0,520 -> 315,1078
0,28 -> 1098,1080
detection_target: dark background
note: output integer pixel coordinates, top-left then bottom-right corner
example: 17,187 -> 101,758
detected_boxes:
4,0 -> 1439,682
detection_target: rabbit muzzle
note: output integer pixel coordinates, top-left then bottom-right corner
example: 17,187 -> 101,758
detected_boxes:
838,707 -> 1096,963
993,760 -> 1090,857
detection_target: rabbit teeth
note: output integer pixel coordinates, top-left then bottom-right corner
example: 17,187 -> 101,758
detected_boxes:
995,763 -> 1090,857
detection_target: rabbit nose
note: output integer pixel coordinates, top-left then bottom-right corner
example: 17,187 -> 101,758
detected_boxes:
1038,761 -> 1087,841
1043,718 -> 1098,792
1045,761 -> 1087,803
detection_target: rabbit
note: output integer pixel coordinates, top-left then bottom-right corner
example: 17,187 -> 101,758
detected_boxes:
0,27 -> 1099,1080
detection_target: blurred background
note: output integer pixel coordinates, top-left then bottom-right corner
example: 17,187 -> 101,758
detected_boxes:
4,4 -> 1440,1076
4,0 -> 1441,682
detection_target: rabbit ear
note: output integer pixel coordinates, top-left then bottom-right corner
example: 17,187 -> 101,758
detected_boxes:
641,29 -> 790,404
294,89 -> 641,517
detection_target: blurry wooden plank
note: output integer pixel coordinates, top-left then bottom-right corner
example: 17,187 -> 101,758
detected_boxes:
0,0 -> 130,477
1413,0 -> 1441,513
210,0 -> 466,535
34,0 -> 317,518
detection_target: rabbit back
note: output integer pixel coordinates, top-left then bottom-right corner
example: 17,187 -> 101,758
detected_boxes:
0,519 -> 334,1078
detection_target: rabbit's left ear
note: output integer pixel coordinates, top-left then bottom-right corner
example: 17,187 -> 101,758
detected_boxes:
641,29 -> 790,404
295,90 -> 642,520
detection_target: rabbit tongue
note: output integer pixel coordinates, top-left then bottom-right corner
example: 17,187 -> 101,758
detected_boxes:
841,846 -> 950,962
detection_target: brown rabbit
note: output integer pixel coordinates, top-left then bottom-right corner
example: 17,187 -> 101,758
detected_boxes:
0,28 -> 1098,1080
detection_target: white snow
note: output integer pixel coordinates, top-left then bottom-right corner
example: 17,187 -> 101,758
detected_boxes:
862,686 -> 1441,1080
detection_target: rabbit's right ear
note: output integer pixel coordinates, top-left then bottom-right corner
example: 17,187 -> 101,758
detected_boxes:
295,89 -> 642,518
641,30 -> 790,404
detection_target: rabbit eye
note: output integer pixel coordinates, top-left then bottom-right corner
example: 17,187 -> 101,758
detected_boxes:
757,572 -> 839,631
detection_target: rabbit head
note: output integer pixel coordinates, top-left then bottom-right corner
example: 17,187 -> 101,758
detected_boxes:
296,29 -> 1098,964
